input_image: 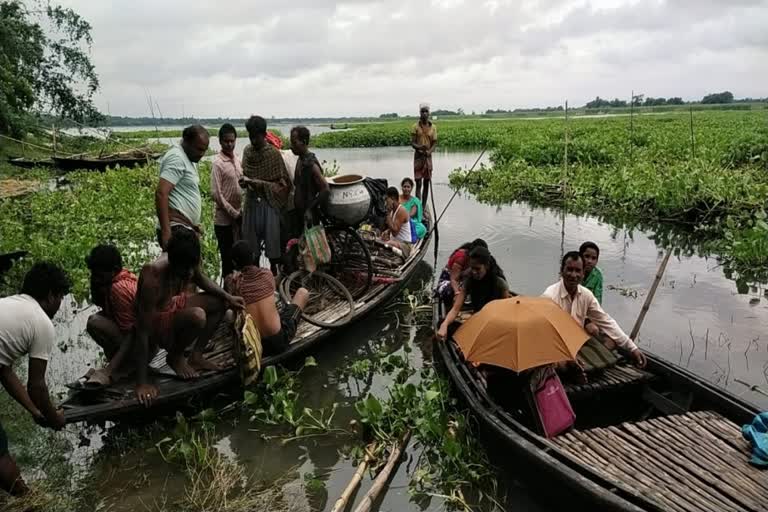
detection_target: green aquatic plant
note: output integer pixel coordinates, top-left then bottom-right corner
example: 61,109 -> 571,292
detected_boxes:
0,161 -> 220,298
242,357 -> 349,441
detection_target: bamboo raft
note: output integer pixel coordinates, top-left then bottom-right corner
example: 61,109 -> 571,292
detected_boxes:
61,223 -> 433,424
434,300 -> 766,512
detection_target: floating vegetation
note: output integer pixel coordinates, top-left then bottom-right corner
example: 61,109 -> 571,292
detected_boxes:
0,161 -> 219,298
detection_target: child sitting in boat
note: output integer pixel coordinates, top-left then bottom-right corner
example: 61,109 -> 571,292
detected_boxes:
436,245 -> 510,340
225,241 -> 308,357
380,186 -> 416,258
580,241 -> 603,304
84,244 -> 138,387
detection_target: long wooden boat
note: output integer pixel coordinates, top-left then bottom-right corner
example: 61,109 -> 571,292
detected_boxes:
7,156 -> 55,169
61,226 -> 434,425
52,151 -> 161,172
434,301 -> 766,512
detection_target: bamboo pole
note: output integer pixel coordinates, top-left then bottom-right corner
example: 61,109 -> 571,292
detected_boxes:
560,100 -> 569,260
425,149 -> 485,240
629,249 -> 672,340
52,123 -> 57,157
331,445 -> 376,512
629,90 -> 634,164
689,106 -> 695,158
429,179 -> 439,267
734,378 -> 768,398
352,431 -> 411,512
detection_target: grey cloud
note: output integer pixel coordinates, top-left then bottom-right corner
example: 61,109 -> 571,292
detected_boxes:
57,0 -> 768,116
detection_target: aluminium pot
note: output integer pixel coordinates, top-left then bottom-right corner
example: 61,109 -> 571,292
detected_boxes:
323,174 -> 372,226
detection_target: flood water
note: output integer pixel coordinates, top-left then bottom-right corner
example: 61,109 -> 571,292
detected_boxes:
34,147 -> 768,510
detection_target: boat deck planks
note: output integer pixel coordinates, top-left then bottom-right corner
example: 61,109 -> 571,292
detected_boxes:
564,364 -> 655,397
553,411 -> 767,512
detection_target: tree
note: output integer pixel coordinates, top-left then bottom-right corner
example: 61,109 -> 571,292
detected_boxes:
701,91 -> 734,104
644,97 -> 667,107
0,1 -> 101,137
585,96 -> 611,108
379,112 -> 398,119
631,94 -> 644,107
666,97 -> 684,105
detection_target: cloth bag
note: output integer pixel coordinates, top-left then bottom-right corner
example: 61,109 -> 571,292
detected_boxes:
301,223 -> 332,272
233,313 -> 263,386
530,366 -> 576,438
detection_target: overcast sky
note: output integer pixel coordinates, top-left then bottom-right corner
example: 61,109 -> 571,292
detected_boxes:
57,0 -> 768,118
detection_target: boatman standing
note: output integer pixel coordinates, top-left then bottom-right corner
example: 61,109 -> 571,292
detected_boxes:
0,263 -> 70,496
411,103 -> 437,207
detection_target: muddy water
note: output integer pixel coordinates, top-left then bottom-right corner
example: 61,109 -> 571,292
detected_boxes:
30,147 -> 768,510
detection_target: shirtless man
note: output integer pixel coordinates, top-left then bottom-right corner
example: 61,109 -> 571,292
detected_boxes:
134,228 -> 244,406
225,241 -> 308,356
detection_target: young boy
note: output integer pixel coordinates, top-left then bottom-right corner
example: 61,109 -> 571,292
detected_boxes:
211,123 -> 243,279
85,244 -> 138,386
580,241 -> 603,304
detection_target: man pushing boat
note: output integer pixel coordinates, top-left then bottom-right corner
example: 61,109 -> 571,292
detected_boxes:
133,228 -> 244,406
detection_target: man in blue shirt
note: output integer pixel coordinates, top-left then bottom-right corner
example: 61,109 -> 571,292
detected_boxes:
155,125 -> 209,250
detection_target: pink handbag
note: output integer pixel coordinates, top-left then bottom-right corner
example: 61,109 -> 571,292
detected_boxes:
533,367 -> 576,438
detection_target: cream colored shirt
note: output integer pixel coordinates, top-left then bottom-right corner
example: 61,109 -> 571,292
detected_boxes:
0,294 -> 55,366
542,280 -> 637,352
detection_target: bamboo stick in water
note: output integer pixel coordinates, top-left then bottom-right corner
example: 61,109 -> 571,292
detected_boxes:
629,249 -> 672,340
331,444 -> 376,512
352,431 -> 411,512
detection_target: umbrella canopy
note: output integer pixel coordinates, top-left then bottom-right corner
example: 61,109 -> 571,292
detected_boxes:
453,296 -> 590,372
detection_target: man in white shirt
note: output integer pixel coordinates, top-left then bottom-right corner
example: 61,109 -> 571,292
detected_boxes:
0,262 -> 69,496
542,251 -> 647,368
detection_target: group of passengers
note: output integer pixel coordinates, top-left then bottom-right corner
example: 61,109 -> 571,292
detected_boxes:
435,240 -> 646,368
0,105 -> 444,497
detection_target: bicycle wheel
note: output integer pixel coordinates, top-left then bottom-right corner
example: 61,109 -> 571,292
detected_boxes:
279,270 -> 355,329
325,226 -> 373,299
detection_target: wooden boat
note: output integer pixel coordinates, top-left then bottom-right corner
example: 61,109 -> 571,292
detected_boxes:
434,301 -> 767,512
8,151 -> 161,172
52,150 -> 161,172
7,156 -> 55,169
61,224 -> 434,425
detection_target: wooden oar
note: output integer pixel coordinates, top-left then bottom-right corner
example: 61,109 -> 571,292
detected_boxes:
629,248 -> 672,340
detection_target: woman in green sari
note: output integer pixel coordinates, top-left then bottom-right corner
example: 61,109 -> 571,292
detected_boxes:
399,177 -> 426,239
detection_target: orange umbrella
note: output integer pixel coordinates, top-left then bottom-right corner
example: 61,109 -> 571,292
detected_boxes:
453,296 -> 589,372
